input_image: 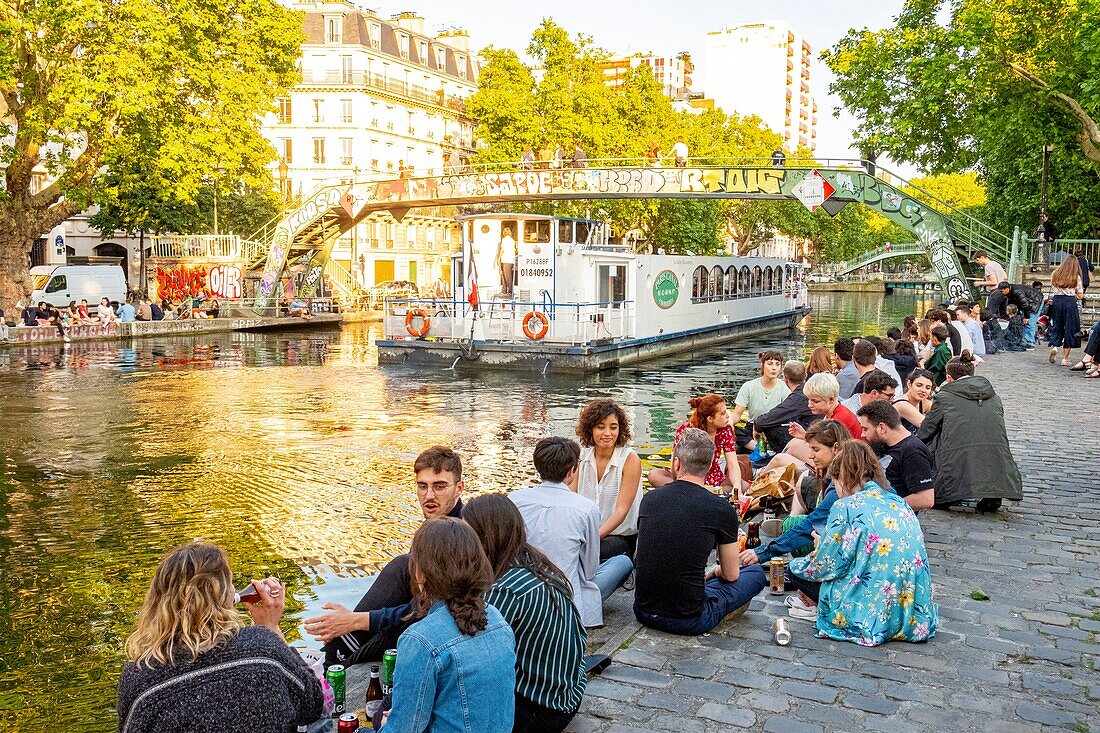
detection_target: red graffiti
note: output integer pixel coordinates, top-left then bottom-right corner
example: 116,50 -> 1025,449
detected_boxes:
156,265 -> 209,301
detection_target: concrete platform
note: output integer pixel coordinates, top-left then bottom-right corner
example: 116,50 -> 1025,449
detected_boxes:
377,308 -> 811,374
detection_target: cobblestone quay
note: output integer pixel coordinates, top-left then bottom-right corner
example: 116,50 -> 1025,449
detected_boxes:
568,349 -> 1100,733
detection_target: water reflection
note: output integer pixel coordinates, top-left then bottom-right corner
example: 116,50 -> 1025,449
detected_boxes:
0,291 -> 940,728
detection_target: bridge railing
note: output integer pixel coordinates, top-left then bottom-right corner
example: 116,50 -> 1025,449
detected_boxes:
1020,238 -> 1100,268
149,234 -> 265,261
381,298 -> 636,345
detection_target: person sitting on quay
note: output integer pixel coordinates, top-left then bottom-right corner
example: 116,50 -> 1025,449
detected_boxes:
954,304 -> 985,357
1070,320 -> 1100,377
787,442 -> 939,645
20,302 -> 39,327
914,319 -> 935,364
511,437 -> 633,628
948,307 -> 977,356
304,446 -> 466,667
149,300 -> 165,322
753,360 -> 816,454
857,401 -> 936,512
117,297 -> 137,324
0,305 -> 9,342
772,372 -> 863,467
728,350 -> 791,454
926,309 -> 962,355
117,542 -> 324,733
833,337 -> 858,399
922,324 -> 954,387
976,306 -> 1002,354
648,394 -> 739,492
1002,304 -> 1028,352
846,338 -> 901,398
377,519 -> 516,733
840,368 -> 898,416
464,495 -> 587,733
806,346 -> 836,377
633,428 -> 768,635
917,351 -> 1024,513
135,298 -> 153,322
891,368 -> 934,433
570,398 -> 642,562
740,420 -> 853,578
880,336 -> 917,387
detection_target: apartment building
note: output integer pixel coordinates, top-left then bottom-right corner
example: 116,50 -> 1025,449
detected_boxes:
598,52 -> 694,101
704,21 -> 817,152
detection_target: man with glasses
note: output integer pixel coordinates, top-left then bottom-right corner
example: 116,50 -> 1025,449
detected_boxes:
305,446 -> 465,667
840,369 -> 897,415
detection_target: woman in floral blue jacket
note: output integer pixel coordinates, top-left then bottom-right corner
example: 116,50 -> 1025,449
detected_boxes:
789,441 -> 938,646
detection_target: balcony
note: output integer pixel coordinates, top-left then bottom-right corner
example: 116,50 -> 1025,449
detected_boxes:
341,156 -> 353,165
298,70 -> 471,115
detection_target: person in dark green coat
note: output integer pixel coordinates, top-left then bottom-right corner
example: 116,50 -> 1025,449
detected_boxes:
917,352 -> 1023,512
923,324 -> 954,386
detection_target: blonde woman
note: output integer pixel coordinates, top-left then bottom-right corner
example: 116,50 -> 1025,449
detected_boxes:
118,542 -> 323,733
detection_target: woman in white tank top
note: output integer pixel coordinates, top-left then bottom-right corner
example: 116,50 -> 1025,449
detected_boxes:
569,398 -> 643,561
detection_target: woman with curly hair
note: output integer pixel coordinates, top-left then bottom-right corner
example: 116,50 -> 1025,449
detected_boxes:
570,398 -> 643,561
379,518 -> 516,732
117,543 -> 323,733
647,394 -> 738,491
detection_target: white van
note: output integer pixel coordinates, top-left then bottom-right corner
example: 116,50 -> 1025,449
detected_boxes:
29,265 -> 128,310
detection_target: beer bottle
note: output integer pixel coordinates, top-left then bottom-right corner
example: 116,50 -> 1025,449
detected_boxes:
365,664 -> 384,728
745,522 -> 762,549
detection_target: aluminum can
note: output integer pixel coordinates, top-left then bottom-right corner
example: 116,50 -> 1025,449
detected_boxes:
381,648 -> 398,693
774,617 -> 792,646
337,712 -> 360,732
769,558 -> 786,595
326,664 -> 347,715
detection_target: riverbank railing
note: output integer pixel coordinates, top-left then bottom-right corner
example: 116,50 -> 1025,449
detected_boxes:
382,298 -> 636,346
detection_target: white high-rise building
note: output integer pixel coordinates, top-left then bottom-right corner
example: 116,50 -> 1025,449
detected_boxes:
262,1 -> 478,289
704,21 -> 817,152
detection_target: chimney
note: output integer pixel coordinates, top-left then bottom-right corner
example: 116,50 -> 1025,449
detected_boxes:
391,11 -> 425,35
436,28 -> 469,53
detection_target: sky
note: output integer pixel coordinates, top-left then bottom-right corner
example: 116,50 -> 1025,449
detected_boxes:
358,0 -> 918,177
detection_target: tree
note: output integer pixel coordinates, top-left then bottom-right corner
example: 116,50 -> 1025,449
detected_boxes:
0,0 -> 302,303
824,0 -> 1100,236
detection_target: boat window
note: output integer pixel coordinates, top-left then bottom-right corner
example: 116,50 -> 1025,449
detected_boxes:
710,266 -> 724,301
765,267 -> 774,292
752,266 -> 763,294
692,265 -> 709,302
557,220 -> 574,244
777,267 -> 785,290
739,266 -> 751,294
726,266 -> 738,297
575,221 -> 591,244
45,275 -> 67,293
524,220 -> 551,244
597,264 -> 627,305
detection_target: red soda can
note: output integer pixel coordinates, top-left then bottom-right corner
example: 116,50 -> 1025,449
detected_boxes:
337,712 -> 360,732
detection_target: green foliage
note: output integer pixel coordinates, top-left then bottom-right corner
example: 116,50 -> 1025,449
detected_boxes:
824,0 -> 1100,237
0,0 -> 303,298
649,200 -> 725,255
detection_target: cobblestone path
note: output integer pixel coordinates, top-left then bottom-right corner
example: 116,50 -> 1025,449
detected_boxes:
569,349 -> 1100,733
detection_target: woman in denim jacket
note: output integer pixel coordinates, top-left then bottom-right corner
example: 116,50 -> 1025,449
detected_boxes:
380,518 -> 516,733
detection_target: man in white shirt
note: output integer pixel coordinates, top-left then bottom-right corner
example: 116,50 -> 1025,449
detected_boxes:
671,136 -> 689,167
511,437 -> 633,627
972,251 -> 1008,296
496,225 -> 517,298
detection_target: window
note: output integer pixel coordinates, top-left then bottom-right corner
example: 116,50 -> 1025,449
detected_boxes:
597,265 -> 626,304
340,138 -> 353,165
369,22 -> 381,49
312,99 -> 324,123
407,110 -> 415,134
777,267 -> 785,290
398,34 -> 409,59
692,266 -> 709,301
752,266 -> 763,294
341,99 -> 352,123
575,221 -> 591,244
739,266 -> 751,293
277,98 -> 292,124
341,56 -> 353,83
45,275 -> 67,293
436,48 -> 446,71
456,54 -> 467,79
523,220 -> 550,244
279,138 -> 293,164
325,16 -> 342,44
418,40 -> 428,63
726,265 -> 738,297
765,266 -> 774,292
313,138 -> 326,164
711,266 -> 724,300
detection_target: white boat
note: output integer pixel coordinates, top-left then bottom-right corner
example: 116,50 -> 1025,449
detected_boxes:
377,213 -> 810,372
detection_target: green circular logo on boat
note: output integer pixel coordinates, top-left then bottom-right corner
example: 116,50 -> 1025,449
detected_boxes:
653,270 -> 679,309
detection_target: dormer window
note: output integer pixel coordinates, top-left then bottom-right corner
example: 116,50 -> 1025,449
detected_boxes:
436,49 -> 446,71
369,22 -> 381,49
325,16 -> 342,44
398,33 -> 409,59
418,40 -> 428,64
456,54 -> 466,79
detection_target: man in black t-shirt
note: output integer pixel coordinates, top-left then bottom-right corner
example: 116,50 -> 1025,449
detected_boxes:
634,428 -> 767,635
857,401 -> 935,512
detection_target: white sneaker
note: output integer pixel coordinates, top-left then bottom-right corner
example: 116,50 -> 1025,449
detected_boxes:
1061,358 -> 1070,366
784,594 -> 815,611
788,605 -> 818,621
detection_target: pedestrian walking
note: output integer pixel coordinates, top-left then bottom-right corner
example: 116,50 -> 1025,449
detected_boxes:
519,146 -> 535,171
671,137 -> 689,168
1047,255 -> 1083,366
570,143 -> 588,169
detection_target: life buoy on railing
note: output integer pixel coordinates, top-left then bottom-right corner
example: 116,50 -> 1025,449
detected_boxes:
522,310 -> 550,340
405,308 -> 431,337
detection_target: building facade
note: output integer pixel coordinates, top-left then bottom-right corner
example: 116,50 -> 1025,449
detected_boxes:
263,1 -> 479,291
597,52 -> 694,101
704,21 -> 817,152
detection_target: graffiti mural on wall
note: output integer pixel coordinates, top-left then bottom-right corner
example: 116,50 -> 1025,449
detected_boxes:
156,264 -> 243,301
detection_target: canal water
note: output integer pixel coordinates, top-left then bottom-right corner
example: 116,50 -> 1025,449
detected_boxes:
0,291 -> 942,729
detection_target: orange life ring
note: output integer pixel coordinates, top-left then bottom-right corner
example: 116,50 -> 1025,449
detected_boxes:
405,308 -> 430,337
522,310 -> 549,340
